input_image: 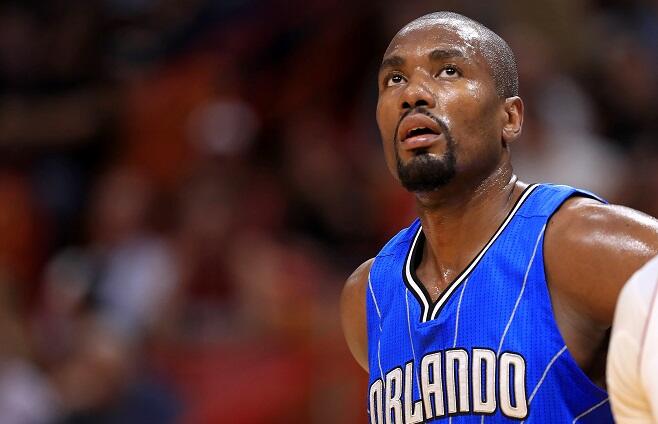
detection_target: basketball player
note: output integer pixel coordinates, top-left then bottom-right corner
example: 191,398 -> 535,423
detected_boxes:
607,255 -> 658,422
340,12 -> 658,423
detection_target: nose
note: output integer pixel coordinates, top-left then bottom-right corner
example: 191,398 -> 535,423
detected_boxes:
400,77 -> 436,110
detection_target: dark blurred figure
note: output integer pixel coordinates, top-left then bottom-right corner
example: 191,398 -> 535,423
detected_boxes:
32,166 -> 180,423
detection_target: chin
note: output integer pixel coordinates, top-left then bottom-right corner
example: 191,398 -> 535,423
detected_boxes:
398,159 -> 456,192
396,141 -> 457,192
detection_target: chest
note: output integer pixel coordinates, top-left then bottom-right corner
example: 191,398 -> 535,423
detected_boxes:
367,260 -> 611,423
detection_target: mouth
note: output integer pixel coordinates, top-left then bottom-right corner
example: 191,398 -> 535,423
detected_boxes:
406,127 -> 437,138
397,114 -> 443,152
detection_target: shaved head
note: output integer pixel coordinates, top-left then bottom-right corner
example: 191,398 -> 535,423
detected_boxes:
392,12 -> 518,99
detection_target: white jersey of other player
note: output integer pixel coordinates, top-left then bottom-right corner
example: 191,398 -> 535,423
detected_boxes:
608,254 -> 658,423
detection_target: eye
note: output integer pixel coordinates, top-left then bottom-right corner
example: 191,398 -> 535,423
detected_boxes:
437,66 -> 460,78
385,74 -> 406,87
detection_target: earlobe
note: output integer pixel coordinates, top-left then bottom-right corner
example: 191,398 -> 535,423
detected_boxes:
501,96 -> 524,145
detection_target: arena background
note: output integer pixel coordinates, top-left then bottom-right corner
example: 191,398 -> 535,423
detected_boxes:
0,0 -> 655,422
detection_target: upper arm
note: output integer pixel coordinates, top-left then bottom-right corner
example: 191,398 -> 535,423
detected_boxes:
545,198 -> 658,328
340,258 -> 373,373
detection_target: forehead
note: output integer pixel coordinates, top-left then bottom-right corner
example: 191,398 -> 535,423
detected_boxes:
384,18 -> 484,62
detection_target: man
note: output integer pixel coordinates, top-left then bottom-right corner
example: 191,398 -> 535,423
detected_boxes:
340,11 -> 658,423
607,255 -> 658,422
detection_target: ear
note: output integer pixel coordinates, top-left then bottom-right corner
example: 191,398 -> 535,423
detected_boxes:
501,96 -> 523,146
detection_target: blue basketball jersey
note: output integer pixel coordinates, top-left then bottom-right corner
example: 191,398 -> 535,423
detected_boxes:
366,184 -> 613,423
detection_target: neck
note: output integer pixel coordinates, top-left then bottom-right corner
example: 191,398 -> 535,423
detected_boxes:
415,163 -> 516,213
413,165 -> 526,293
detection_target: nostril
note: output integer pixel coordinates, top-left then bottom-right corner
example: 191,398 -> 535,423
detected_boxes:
414,99 -> 429,107
402,101 -> 411,109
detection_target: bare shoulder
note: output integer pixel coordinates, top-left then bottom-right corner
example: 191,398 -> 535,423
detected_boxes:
340,258 -> 374,373
545,196 -> 658,326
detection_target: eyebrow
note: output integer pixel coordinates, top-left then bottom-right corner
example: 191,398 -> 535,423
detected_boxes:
379,48 -> 466,73
429,48 -> 465,61
379,55 -> 404,72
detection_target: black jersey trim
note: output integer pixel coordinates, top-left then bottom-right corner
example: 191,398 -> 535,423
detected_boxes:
402,184 -> 540,323
403,227 -> 431,321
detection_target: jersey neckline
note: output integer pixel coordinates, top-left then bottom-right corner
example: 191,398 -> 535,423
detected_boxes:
403,184 -> 540,323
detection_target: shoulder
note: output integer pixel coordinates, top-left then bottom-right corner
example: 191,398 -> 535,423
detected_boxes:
545,197 -> 658,326
546,197 -> 658,275
340,258 -> 374,372
547,196 -> 658,240
342,258 -> 374,308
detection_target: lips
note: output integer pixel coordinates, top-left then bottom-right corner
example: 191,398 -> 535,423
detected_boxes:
397,114 -> 442,151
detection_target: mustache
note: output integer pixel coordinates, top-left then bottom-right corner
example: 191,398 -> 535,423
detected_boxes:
393,107 -> 452,144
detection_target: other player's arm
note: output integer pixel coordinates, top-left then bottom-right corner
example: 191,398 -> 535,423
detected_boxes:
607,257 -> 658,421
340,258 -> 373,372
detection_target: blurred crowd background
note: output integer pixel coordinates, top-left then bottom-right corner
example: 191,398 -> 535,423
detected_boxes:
0,0 -> 656,422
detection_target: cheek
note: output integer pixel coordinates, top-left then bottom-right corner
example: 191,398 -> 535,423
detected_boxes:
443,82 -> 498,136
440,83 -> 502,164
376,98 -> 401,177
376,98 -> 395,137
376,98 -> 396,138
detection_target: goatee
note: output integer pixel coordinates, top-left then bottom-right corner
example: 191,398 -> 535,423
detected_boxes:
396,147 -> 456,192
